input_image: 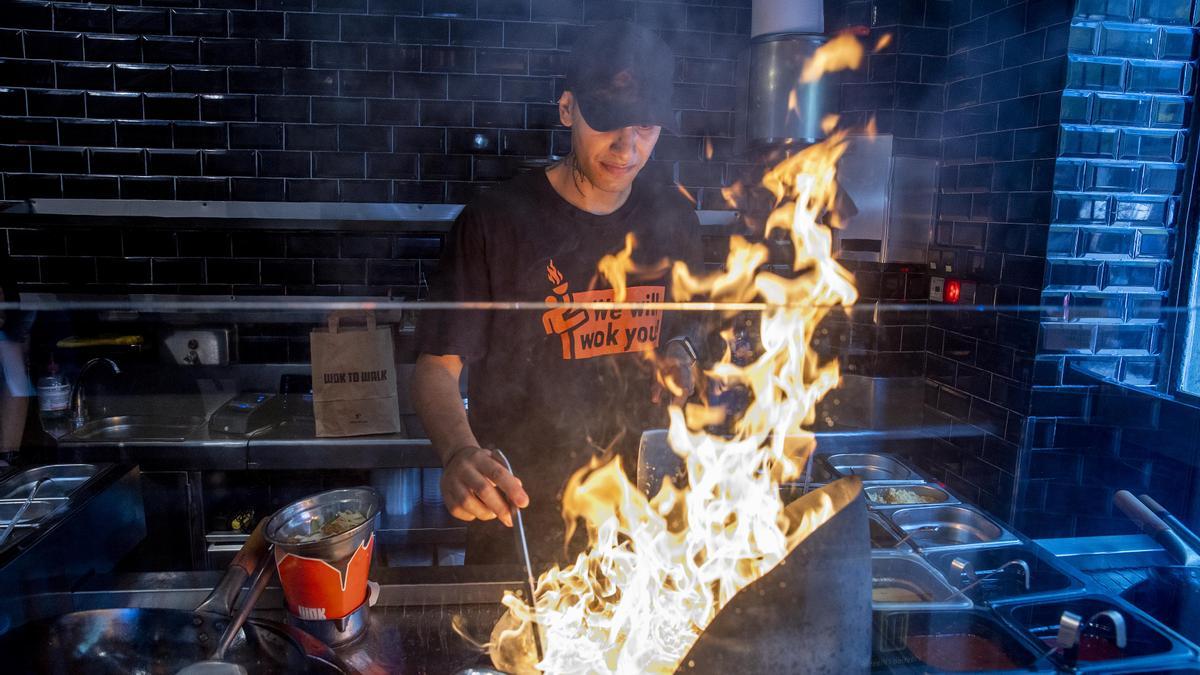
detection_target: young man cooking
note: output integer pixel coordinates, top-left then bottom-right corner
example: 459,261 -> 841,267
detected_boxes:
412,21 -> 704,566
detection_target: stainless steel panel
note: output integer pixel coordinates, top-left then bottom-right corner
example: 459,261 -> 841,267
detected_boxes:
832,134 -> 935,264
162,329 -> 230,366
888,505 -> 1020,550
887,155 -> 938,262
833,133 -> 891,261
0,464 -> 98,500
827,452 -> 921,483
872,551 -> 972,611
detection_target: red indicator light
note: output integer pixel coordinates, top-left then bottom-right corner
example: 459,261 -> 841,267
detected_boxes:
944,278 -> 961,304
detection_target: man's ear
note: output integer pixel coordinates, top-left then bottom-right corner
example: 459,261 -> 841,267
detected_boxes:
557,91 -> 574,128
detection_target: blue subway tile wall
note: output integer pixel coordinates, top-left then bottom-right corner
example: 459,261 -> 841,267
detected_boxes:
1019,0 -> 1199,538
917,0 -> 1071,523
828,0 -> 950,158
0,0 -> 752,207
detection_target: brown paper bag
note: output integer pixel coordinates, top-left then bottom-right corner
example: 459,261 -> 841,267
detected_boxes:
310,311 -> 402,437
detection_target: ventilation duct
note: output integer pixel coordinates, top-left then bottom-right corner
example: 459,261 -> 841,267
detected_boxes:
741,0 -> 835,148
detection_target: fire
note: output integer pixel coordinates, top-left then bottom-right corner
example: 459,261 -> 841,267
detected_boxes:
703,137 -> 714,161
674,183 -> 698,207
873,33 -> 893,52
800,31 -> 865,83
489,44 -> 866,675
597,233 -> 670,303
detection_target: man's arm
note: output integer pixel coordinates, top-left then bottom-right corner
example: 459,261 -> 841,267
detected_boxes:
411,353 -> 528,527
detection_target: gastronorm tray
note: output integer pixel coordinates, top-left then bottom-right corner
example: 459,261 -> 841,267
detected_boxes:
0,498 -> 69,526
872,609 -> 1049,673
925,544 -> 1088,606
865,484 -> 959,509
885,505 -> 1020,551
996,594 -> 1198,671
872,550 -> 972,611
869,512 -> 911,551
825,453 -> 921,484
0,464 -> 99,500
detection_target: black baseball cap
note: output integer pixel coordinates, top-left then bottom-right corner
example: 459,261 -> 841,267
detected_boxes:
564,21 -> 678,133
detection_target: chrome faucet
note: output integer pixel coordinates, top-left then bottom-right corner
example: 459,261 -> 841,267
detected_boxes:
1056,609 -> 1127,667
70,358 -> 121,429
950,557 -> 1031,592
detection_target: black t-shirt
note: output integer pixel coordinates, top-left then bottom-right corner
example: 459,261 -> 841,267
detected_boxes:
416,170 -> 703,564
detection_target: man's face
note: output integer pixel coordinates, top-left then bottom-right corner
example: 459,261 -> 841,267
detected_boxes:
558,91 -> 661,194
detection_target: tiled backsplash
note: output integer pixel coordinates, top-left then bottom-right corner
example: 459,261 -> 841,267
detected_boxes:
0,0 -> 752,206
1019,0 -> 1200,538
912,0 -> 1071,521
2,221 -> 442,297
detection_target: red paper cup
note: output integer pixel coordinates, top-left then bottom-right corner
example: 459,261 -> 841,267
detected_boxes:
266,487 -> 380,621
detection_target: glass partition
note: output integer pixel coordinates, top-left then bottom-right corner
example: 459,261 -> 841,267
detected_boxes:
1,296 -> 1199,672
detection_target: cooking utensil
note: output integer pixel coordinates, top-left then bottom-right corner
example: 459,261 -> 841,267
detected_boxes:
676,478 -> 872,674
1113,490 -> 1200,567
0,517 -> 346,674
0,478 -> 45,547
178,544 -> 277,675
492,449 -> 543,663
1138,493 -> 1200,557
197,518 -> 272,624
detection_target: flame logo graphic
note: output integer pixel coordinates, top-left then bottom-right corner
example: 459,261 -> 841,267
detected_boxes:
546,260 -> 564,286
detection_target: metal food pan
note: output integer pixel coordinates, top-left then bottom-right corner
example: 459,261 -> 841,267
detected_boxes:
872,551 -> 972,611
825,453 -> 921,483
0,498 -> 69,526
865,484 -> 959,509
925,544 -> 1088,605
0,464 -> 99,500
869,512 -> 910,551
886,505 -> 1019,551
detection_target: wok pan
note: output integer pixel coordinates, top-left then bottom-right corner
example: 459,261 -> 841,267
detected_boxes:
0,519 -> 347,674
0,607 -> 345,675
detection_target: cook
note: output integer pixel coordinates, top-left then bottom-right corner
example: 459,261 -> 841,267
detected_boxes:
412,20 -> 704,566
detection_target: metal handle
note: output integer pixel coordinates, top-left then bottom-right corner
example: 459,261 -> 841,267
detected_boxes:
490,448 -> 543,663
0,478 -> 45,547
211,544 -> 276,661
1139,493 -> 1200,557
1087,610 -> 1127,649
1115,490 -> 1200,566
195,517 -> 271,618
1114,490 -> 1170,534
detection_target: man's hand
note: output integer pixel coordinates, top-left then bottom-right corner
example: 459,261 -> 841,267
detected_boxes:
441,446 -> 530,527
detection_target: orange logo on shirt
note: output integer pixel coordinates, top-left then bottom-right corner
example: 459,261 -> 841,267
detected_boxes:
541,260 -> 664,360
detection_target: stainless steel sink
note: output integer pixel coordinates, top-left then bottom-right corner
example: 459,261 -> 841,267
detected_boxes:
887,505 -> 1019,550
62,416 -> 206,443
826,453 -> 919,483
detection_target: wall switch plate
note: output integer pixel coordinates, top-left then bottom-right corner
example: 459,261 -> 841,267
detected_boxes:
929,276 -> 945,302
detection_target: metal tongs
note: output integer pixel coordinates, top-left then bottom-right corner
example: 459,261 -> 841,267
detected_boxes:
492,449 -> 544,663
0,478 -> 46,547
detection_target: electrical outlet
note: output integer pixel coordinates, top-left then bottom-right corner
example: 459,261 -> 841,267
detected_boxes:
929,276 -> 944,302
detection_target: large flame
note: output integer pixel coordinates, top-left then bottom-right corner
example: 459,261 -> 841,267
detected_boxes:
490,39 -> 869,675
